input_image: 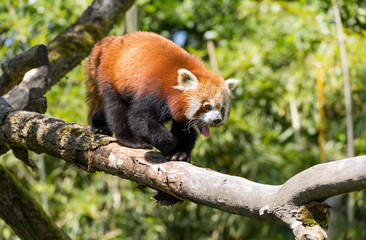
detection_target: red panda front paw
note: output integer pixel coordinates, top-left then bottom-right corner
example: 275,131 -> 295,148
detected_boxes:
166,152 -> 191,163
91,126 -> 113,136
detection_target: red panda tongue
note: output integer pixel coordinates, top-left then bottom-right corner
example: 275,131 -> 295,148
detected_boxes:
201,124 -> 210,137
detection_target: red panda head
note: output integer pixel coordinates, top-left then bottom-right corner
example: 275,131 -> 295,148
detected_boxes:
173,68 -> 239,137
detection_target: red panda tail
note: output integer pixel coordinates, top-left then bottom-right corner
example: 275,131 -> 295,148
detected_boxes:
85,58 -> 102,122
86,37 -> 117,121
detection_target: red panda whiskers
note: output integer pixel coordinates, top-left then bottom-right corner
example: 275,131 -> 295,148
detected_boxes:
182,119 -> 197,134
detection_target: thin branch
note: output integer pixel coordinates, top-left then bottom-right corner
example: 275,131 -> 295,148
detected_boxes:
207,40 -> 219,73
2,66 -> 49,112
332,0 -> 354,158
0,44 -> 48,96
1,99 -> 365,240
332,0 -> 356,226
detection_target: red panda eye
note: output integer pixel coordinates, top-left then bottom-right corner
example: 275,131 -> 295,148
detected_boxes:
204,104 -> 212,111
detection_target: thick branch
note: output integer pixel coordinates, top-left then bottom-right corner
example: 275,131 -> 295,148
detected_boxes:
279,157 -> 366,205
2,0 -> 135,110
0,44 -> 48,96
0,164 -> 69,240
1,100 -> 365,240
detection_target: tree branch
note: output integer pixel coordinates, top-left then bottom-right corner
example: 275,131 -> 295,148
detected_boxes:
1,99 -> 365,240
0,164 -> 69,240
2,0 -> 135,110
0,44 -> 48,96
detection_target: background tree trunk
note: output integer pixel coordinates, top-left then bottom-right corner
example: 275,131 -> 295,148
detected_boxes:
0,164 -> 69,240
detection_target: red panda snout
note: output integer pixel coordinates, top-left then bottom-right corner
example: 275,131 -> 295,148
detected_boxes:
202,110 -> 222,125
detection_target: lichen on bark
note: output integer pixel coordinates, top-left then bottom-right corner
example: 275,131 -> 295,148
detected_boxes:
291,202 -> 330,230
47,22 -> 107,64
1,110 -> 115,166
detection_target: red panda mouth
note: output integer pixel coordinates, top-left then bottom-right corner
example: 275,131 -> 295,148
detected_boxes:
193,121 -> 210,137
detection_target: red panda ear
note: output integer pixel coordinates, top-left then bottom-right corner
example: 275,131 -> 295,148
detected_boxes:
225,79 -> 239,91
173,69 -> 199,91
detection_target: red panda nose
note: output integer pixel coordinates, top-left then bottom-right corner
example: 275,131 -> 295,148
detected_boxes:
213,118 -> 222,124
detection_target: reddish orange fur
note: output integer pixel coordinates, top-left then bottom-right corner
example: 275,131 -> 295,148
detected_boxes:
86,32 -> 225,122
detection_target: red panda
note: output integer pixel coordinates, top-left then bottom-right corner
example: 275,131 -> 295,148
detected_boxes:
86,32 -> 238,162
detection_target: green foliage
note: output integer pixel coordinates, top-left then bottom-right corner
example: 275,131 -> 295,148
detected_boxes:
1,0 -> 366,239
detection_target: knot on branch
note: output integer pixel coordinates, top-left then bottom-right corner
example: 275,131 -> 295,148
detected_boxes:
291,202 -> 330,230
0,98 -> 15,125
23,88 -> 47,114
291,202 -> 330,240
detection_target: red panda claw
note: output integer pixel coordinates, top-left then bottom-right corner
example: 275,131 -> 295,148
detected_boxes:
91,126 -> 113,136
166,152 -> 191,163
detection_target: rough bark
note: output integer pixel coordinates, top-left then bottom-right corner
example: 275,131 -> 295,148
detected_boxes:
2,0 -> 135,110
0,44 -> 49,96
0,164 -> 69,240
1,99 -> 365,240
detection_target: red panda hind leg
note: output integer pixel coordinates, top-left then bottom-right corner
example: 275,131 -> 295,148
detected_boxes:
126,96 -> 198,162
126,95 -> 178,155
101,87 -> 153,149
90,108 -> 113,136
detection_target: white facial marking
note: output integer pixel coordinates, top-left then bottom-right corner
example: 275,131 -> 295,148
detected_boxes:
173,69 -> 199,91
219,98 -> 226,123
221,89 -> 231,123
186,98 -> 201,119
220,99 -> 224,109
203,110 -> 221,124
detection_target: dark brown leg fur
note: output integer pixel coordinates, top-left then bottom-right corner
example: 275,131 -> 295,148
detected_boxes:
100,86 -> 152,149
90,108 -> 113,136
